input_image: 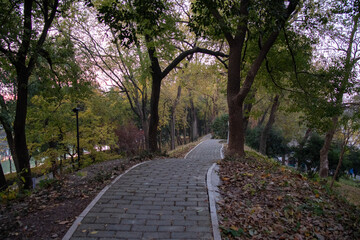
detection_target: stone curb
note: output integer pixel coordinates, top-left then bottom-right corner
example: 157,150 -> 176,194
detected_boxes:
62,161 -> 148,240
206,144 -> 224,240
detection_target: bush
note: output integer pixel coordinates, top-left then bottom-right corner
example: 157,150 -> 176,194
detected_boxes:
211,114 -> 228,139
114,122 -> 144,155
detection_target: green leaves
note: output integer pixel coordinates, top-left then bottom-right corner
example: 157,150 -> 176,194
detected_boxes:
96,0 -> 178,48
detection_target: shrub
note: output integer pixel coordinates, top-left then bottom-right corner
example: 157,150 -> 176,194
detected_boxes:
114,122 -> 144,155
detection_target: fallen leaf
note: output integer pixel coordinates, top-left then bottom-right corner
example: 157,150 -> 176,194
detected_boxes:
58,220 -> 69,225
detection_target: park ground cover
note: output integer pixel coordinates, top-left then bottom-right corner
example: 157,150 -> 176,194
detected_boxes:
217,150 -> 360,239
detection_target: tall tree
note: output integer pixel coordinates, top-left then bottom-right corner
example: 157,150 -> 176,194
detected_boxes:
94,0 -> 226,152
191,0 -> 300,157
0,0 -> 62,188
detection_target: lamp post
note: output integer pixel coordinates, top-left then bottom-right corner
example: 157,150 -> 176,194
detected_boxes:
72,107 -> 81,168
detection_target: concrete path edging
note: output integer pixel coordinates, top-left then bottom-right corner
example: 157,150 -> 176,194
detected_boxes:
207,143 -> 224,240
62,161 -> 148,240
207,163 -> 222,240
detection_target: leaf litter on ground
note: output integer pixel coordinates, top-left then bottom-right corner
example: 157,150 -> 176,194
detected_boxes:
217,151 -> 360,240
0,156 -> 150,240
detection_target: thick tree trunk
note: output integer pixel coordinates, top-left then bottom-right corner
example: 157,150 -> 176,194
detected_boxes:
14,71 -> 32,189
225,0 -> 298,157
259,95 -> 280,155
170,86 -> 181,150
227,41 -> 246,157
319,116 -> 338,178
146,36 -> 163,153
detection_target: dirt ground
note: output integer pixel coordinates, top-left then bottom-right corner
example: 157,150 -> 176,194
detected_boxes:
0,157 -> 148,240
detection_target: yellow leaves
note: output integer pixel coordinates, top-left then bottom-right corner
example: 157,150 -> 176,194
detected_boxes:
90,231 -> 98,235
315,193 -> 320,198
230,225 -> 239,231
222,177 -> 230,181
277,196 -> 283,201
243,172 -> 254,177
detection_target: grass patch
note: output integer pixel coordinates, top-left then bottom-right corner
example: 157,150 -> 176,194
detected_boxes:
167,137 -> 206,158
334,180 -> 360,207
339,177 -> 360,188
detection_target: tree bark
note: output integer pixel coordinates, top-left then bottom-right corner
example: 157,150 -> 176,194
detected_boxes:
243,88 -> 256,132
170,86 -> 181,150
257,107 -> 269,127
259,95 -> 280,155
319,116 -> 338,178
0,165 -> 7,191
14,67 -> 32,189
189,92 -> 198,142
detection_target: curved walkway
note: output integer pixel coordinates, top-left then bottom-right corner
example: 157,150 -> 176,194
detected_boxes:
64,139 -> 222,240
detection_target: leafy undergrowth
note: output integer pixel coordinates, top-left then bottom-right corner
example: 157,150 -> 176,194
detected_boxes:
217,151 -> 360,240
0,156 -> 150,240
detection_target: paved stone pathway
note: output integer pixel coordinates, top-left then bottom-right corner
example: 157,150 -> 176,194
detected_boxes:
65,139 -> 222,240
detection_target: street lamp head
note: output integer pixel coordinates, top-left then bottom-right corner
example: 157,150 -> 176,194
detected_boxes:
72,107 -> 80,113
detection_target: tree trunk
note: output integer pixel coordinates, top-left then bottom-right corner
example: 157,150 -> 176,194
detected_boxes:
146,36 -> 163,153
296,128 -> 312,170
257,107 -> 269,127
224,0 -> 298,157
189,93 -> 198,142
14,70 -> 32,189
141,118 -> 150,150
259,95 -> 280,155
330,140 -> 347,189
243,88 -> 256,132
227,40 -> 246,157
176,128 -> 182,146
0,113 -> 20,173
170,86 -> 181,150
0,165 -> 7,191
319,116 -> 338,178
183,126 -> 187,144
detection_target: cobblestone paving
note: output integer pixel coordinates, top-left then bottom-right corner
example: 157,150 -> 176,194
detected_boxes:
68,139 -> 222,240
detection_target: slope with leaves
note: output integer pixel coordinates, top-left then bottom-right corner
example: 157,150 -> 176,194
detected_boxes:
218,151 -> 360,239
